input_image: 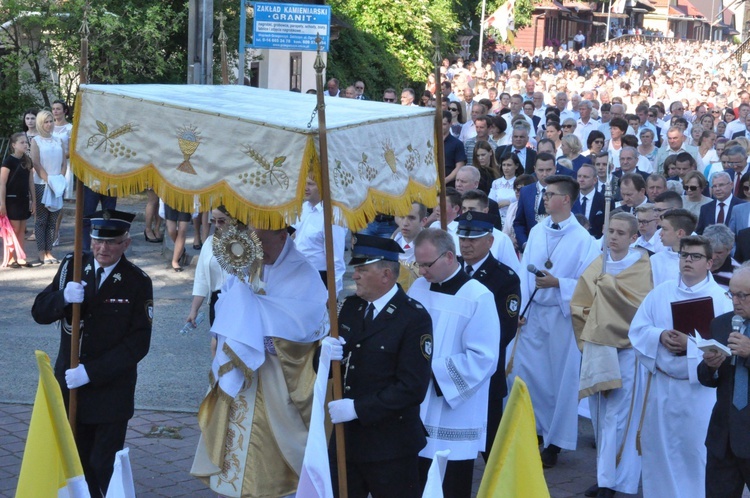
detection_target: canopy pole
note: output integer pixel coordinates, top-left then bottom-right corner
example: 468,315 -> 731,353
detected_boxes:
433,32 -> 448,230
313,36 -> 348,498
218,12 -> 229,84
69,1 -> 91,435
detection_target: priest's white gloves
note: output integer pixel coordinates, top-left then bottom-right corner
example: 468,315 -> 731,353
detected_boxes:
64,281 -> 87,304
65,364 -> 90,389
322,336 -> 346,361
328,398 -> 358,423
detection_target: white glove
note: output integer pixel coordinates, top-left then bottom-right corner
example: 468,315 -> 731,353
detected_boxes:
63,281 -> 87,304
322,336 -> 346,362
328,398 -> 358,423
65,364 -> 90,389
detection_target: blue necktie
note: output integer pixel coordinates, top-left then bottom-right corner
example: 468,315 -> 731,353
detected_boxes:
733,324 -> 750,410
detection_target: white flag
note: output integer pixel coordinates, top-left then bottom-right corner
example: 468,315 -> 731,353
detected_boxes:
421,449 -> 451,498
105,448 -> 136,498
612,0 -> 627,14
296,342 -> 334,498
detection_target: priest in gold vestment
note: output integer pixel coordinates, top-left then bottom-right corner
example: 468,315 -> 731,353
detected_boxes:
191,228 -> 329,498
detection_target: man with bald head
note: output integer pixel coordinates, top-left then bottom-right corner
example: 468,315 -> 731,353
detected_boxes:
455,166 -> 501,222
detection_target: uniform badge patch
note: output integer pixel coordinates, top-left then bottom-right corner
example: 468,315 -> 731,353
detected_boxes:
420,334 -> 433,360
506,294 -> 520,317
145,299 -> 154,323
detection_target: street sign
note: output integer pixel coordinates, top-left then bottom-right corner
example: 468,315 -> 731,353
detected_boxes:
252,1 -> 331,52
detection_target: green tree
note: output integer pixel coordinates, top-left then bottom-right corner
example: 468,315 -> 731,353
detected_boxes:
326,0 -> 460,96
0,0 -> 187,138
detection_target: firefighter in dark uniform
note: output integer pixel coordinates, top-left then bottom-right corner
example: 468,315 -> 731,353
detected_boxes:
456,211 -> 521,460
327,234 -> 433,498
32,210 -> 153,497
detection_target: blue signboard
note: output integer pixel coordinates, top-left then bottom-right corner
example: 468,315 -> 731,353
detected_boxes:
252,2 -> 331,52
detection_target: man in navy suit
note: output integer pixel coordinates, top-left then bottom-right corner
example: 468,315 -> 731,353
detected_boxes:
697,171 -> 746,234
573,164 -> 610,238
698,266 -> 750,497
513,152 -> 556,249
495,124 -> 537,175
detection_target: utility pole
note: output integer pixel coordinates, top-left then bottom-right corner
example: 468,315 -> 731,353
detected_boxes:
187,0 -> 214,84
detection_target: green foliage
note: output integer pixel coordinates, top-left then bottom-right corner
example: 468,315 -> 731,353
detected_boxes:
326,25 -> 407,99
327,0 -> 459,90
0,0 -> 188,138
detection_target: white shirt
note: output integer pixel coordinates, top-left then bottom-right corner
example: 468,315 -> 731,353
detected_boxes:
714,194 -> 733,224
369,283 -> 399,319
93,258 -> 120,289
579,191 -> 594,219
293,201 -> 347,295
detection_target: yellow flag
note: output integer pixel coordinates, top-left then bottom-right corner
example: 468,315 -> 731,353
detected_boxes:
476,377 -> 550,498
15,351 -> 90,497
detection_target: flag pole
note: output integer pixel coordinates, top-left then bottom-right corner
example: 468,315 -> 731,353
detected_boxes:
312,35 -> 348,498
68,1 -> 91,435
478,0 -> 487,68
433,32 -> 448,230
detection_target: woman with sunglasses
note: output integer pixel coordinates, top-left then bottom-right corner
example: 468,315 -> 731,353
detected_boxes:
448,102 -> 464,138
584,130 -> 605,158
682,171 -> 711,218
737,172 -> 750,201
185,206 -> 236,335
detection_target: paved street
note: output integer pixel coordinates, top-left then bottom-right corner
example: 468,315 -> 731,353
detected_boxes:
1,193 -> 639,496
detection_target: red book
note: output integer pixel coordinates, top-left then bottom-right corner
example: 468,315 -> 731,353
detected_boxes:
671,296 -> 714,340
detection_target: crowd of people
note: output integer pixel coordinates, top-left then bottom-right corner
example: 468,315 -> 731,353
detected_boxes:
8,36 -> 750,498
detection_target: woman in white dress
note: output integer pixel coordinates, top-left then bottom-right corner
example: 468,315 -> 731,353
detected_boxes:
698,130 -> 721,180
51,100 -> 73,246
30,110 -> 65,264
490,152 -> 521,226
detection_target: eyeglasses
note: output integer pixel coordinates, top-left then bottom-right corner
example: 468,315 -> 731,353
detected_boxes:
593,139 -> 604,144
678,251 -> 708,261
543,192 -> 567,200
415,252 -> 447,270
648,114 -> 656,117
562,124 -> 574,129
712,110 -> 721,114
637,218 -> 657,225
685,185 -> 701,191
355,86 -> 364,90
383,98 -> 396,103
744,185 -> 750,192
726,290 -> 750,301
92,239 -> 126,247
449,108 -> 458,112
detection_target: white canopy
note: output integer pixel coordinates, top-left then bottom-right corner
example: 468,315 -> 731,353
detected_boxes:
71,84 -> 439,229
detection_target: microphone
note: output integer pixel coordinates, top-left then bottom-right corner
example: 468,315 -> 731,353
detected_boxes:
527,264 -> 546,277
732,315 -> 743,365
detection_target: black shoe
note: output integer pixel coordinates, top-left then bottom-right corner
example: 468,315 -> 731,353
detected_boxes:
596,488 -> 616,498
540,445 -> 560,468
584,483 -> 599,497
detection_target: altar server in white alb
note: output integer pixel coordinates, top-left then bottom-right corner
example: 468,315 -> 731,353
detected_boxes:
629,235 -> 733,498
408,228 -> 499,498
506,175 -> 600,468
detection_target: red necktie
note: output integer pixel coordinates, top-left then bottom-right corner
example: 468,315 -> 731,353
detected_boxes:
717,202 -> 726,224
736,177 -> 742,197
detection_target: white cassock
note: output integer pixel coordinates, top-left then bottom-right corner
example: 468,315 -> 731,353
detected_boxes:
450,224 -> 521,274
507,214 -> 600,450
650,249 -> 679,286
408,273 -> 500,460
629,275 -> 732,498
